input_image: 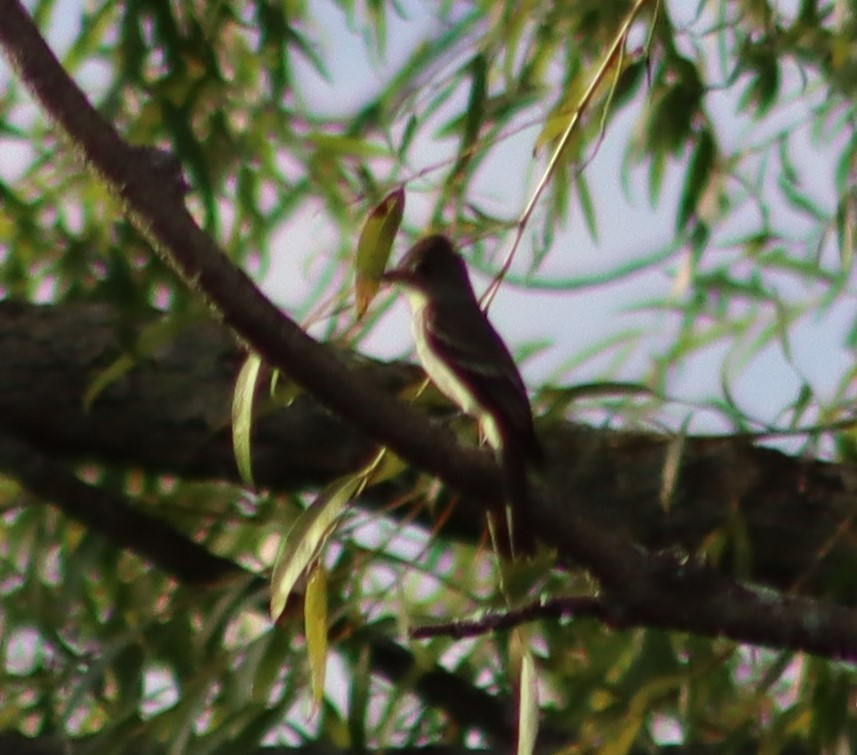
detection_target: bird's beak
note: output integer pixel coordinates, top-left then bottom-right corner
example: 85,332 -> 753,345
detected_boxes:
380,267 -> 411,285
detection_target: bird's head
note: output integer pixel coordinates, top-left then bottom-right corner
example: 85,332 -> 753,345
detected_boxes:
382,234 -> 474,302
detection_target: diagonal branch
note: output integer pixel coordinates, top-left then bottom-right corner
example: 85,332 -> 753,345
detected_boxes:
0,0 -> 502,517
0,428 -> 246,586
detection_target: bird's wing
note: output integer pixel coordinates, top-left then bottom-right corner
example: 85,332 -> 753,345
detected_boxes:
424,298 -> 541,459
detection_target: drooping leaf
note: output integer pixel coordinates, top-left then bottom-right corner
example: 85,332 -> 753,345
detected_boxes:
232,351 -> 263,487
304,561 -> 328,710
534,46 -> 632,155
677,129 -> 715,231
269,474 -> 361,621
511,628 -> 539,755
83,353 -> 136,412
778,173 -> 825,221
354,186 -> 405,320
835,190 -> 856,273
660,417 -> 690,512
576,171 -> 599,243
269,447 -> 395,621
462,53 -> 487,152
737,42 -> 780,117
645,81 -> 700,156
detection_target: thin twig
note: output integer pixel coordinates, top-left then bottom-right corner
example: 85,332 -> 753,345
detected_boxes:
482,0 -> 655,310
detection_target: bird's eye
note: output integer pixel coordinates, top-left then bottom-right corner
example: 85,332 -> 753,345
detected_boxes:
417,257 -> 433,277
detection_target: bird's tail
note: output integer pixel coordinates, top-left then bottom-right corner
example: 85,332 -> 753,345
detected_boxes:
494,441 -> 536,559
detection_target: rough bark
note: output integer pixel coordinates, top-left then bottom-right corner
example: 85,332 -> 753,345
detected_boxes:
2,300 -> 856,604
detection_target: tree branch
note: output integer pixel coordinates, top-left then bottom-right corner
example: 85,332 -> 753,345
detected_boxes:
0,729 -> 822,754
0,0 -> 503,517
410,596 -> 609,639
0,428 -> 246,586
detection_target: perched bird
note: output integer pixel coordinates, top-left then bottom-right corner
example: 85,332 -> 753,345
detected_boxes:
382,234 -> 543,556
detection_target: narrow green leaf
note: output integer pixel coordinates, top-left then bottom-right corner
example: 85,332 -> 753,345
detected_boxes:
835,133 -> 857,194
576,172 -> 599,243
677,129 -> 715,231
738,58 -> 780,117
660,418 -> 690,512
777,133 -> 799,186
462,54 -> 487,151
311,133 -> 390,158
648,148 -> 666,206
366,0 -> 387,55
398,114 -> 418,157
232,352 -> 263,487
83,317 -> 198,410
285,23 -> 330,80
83,354 -> 135,412
836,191 -> 856,273
609,57 -> 646,111
788,382 -> 814,431
778,174 -> 826,220
646,83 -> 698,156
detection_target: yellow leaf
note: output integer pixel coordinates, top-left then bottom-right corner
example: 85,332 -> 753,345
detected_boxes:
511,628 -> 539,755
533,43 -> 632,155
355,187 -> 405,320
231,351 -> 263,487
305,562 -> 328,711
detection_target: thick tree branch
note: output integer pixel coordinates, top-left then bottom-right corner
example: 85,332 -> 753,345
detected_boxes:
5,301 -> 857,660
4,301 -> 856,602
0,730 -> 820,755
0,429 -> 247,586
0,732 -> 508,755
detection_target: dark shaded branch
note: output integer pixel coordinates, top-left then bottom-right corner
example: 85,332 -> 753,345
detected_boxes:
4,301 -> 857,602
0,299 -> 415,490
411,596 -> 609,639
0,730 -> 820,755
0,428 -> 245,586
4,299 -> 857,661
0,732 -> 506,755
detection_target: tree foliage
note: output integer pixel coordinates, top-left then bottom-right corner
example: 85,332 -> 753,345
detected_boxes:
2,0 -> 857,752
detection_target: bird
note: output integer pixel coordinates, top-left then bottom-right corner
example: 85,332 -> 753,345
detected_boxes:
382,234 -> 543,556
